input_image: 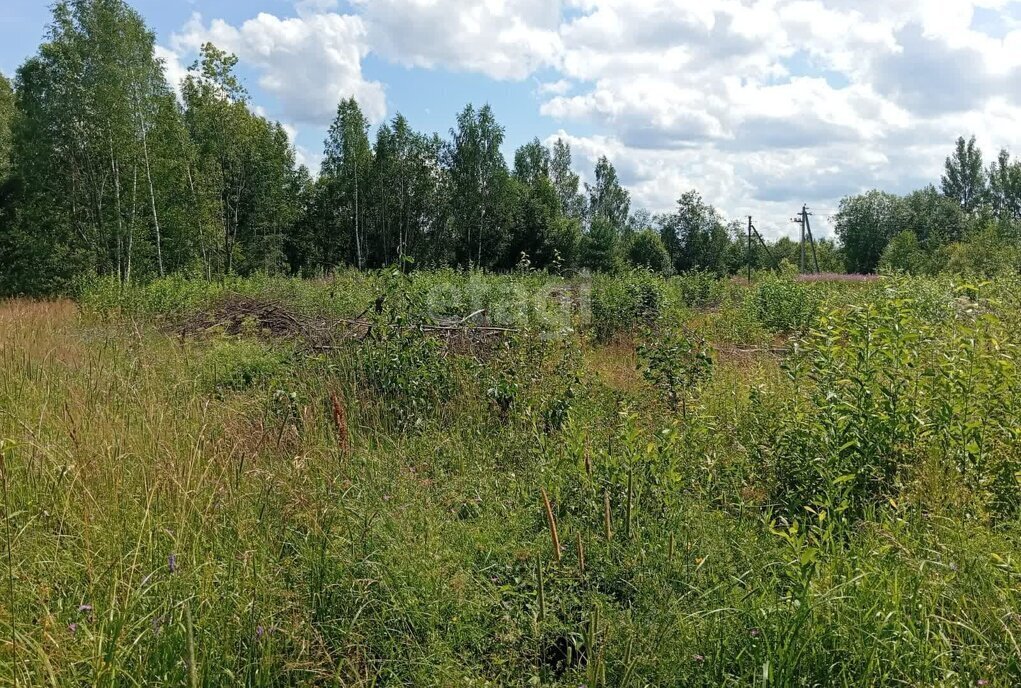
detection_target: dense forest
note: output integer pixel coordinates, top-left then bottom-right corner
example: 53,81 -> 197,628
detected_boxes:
1,0 -> 1020,296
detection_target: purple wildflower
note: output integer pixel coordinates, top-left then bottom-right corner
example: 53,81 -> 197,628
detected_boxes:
168,553 -> 177,574
78,604 -> 92,613
693,654 -> 705,663
977,681 -> 989,686
750,628 -> 760,637
256,625 -> 265,639
68,623 -> 78,634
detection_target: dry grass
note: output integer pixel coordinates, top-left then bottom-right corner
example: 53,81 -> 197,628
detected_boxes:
583,339 -> 641,393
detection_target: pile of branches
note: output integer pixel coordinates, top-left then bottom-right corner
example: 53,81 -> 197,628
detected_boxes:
174,294 -> 517,354
176,294 -> 335,346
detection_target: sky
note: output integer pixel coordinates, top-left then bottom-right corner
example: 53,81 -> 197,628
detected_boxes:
2,0 -> 1021,238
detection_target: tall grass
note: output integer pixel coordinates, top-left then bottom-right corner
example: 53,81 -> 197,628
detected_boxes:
0,272 -> 1019,685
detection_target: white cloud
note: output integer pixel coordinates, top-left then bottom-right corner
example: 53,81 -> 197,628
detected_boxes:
354,0 -> 563,80
154,45 -> 188,100
537,0 -> 1021,234
170,9 -> 387,124
162,0 -> 1021,238
537,79 -> 573,96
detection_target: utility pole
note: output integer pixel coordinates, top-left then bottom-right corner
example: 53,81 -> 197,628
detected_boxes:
747,216 -> 777,274
792,210 -> 805,273
791,205 -> 820,274
747,216 -> 753,283
803,206 -> 820,274
799,208 -> 805,272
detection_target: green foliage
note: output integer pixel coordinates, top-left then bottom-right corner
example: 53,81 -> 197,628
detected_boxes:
586,155 -> 630,230
512,137 -> 550,185
6,272 -> 1021,686
880,230 -> 929,274
6,0 -> 191,290
901,184 -> 967,247
670,269 -> 725,308
948,225 -> 1020,277
200,338 -> 288,393
624,228 -> 671,273
580,216 -> 620,273
637,324 -> 713,414
506,173 -> 580,271
749,271 -> 821,333
183,43 -> 300,276
942,134 -> 987,214
8,2 -> 1021,301
988,148 -> 1021,226
550,138 -> 586,221
0,72 -> 12,179
356,269 -> 454,429
446,103 -> 511,268
767,236 -> 845,273
764,279 -> 1021,527
834,189 -> 903,273
357,326 -> 452,430
658,190 -> 732,275
590,270 -> 664,341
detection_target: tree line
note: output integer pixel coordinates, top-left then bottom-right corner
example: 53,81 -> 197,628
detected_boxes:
1,1 -> 1019,296
0,0 -> 840,296
836,136 -> 1021,275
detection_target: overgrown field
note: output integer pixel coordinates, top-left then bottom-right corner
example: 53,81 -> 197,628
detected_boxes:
2,269 -> 1021,686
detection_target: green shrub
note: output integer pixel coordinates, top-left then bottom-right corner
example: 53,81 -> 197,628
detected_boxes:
947,225 -> 1021,277
356,267 -> 456,429
749,273 -> 820,334
764,285 -> 1021,526
590,270 -> 665,342
637,324 -> 713,415
624,229 -> 671,274
669,270 -> 725,308
879,230 -> 931,274
199,339 -> 289,393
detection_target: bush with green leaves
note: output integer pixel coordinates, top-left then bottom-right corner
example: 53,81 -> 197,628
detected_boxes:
748,272 -> 821,334
669,269 -> 725,308
637,323 -> 713,416
10,271 -> 1021,686
762,283 -> 1021,526
590,270 -> 666,342
624,229 -> 671,274
947,224 -> 1021,277
879,230 -> 932,274
199,339 -> 290,394
356,269 -> 455,429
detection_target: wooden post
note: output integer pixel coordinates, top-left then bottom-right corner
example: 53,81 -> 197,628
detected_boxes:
747,216 -> 753,283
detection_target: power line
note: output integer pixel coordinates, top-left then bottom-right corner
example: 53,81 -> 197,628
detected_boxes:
791,205 -> 820,274
746,215 -> 777,279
